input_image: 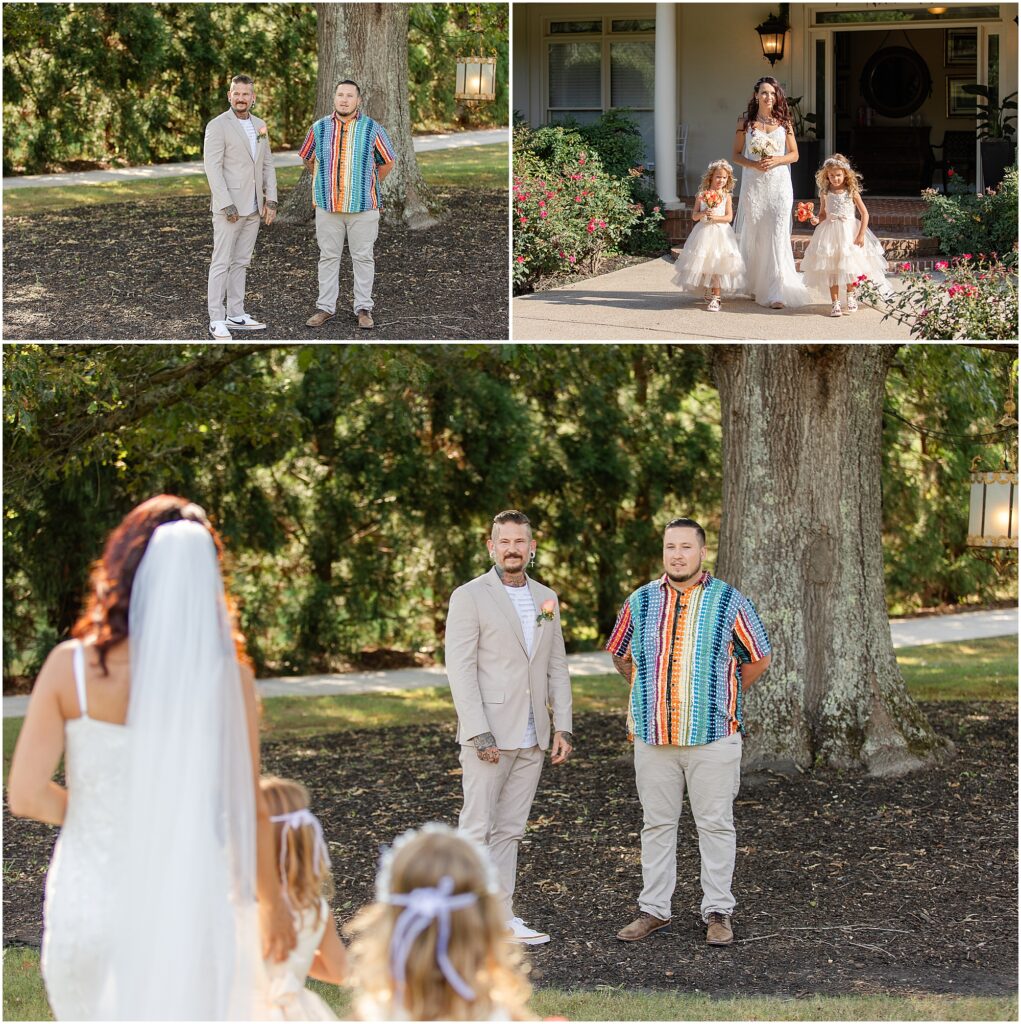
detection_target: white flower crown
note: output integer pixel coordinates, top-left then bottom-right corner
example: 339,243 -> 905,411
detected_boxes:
375,822 -> 501,903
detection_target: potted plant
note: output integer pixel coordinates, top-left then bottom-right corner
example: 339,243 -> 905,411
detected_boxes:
788,96 -> 820,200
962,84 -> 1017,190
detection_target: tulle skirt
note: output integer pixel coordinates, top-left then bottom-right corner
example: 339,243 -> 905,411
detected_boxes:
800,217 -> 890,289
672,222 -> 746,294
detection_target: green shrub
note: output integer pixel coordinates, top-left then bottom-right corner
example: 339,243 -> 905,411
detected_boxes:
920,166 -> 1018,257
858,251 -> 1018,340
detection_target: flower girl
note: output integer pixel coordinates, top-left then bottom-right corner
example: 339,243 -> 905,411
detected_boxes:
345,823 -> 533,1021
258,776 -> 347,1020
799,154 -> 890,316
672,159 -> 745,311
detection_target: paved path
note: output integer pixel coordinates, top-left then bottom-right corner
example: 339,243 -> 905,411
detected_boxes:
1,128 -> 508,190
512,255 -> 914,341
3,609 -> 1015,718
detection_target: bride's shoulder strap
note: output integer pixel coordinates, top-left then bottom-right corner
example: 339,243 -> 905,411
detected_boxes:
72,640 -> 88,718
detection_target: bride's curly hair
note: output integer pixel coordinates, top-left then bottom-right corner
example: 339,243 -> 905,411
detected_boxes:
742,76 -> 792,130
71,494 -> 249,673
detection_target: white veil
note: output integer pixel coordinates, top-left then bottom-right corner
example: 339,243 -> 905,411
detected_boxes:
100,520 -> 261,1019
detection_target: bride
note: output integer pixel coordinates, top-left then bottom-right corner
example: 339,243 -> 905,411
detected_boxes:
732,76 -> 812,309
8,496 -> 296,1019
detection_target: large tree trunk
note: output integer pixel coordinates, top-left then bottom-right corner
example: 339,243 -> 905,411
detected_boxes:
279,2 -> 438,229
709,344 -> 952,778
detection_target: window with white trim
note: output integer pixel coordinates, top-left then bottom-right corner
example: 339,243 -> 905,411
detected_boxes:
545,16 -> 656,161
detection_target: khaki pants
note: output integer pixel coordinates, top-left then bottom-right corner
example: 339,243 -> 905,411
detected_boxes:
315,207 -> 380,314
207,212 -> 262,322
458,744 -> 544,920
634,733 -> 742,921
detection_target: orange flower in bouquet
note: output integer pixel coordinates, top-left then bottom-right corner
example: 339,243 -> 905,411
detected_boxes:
796,201 -> 815,223
700,189 -> 723,211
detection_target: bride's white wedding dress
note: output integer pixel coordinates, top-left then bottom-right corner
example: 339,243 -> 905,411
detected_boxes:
41,642 -> 128,1020
734,124 -> 812,308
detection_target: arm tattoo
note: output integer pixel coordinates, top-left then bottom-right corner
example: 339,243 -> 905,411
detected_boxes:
558,731 -> 574,747
472,732 -> 497,751
223,204 -> 239,217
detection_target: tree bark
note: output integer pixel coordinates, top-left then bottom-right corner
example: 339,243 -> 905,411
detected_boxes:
279,2 -> 438,229
709,344 -> 952,778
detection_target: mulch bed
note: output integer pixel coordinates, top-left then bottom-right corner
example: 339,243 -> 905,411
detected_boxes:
3,701 -> 1016,997
1,187 -> 507,341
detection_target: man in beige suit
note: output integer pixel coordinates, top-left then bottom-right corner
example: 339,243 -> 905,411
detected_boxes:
203,74 -> 278,340
445,510 -> 573,945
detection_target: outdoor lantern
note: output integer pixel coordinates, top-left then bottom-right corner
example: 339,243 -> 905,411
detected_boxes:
968,470 -> 1018,549
755,9 -> 790,66
455,55 -> 497,104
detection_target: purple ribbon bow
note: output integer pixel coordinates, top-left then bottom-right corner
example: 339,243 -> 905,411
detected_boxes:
387,875 -> 478,1002
270,808 -> 331,894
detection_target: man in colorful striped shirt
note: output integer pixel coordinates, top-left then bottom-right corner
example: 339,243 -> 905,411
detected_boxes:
299,79 -> 396,330
606,517 -> 772,948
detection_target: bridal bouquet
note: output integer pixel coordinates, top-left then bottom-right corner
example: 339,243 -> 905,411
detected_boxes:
748,131 -> 781,161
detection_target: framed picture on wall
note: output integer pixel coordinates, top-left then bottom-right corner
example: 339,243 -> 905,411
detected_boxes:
946,75 -> 978,118
945,28 -> 977,66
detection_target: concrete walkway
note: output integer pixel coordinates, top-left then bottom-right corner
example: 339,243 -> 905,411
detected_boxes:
3,608 -> 1015,718
1,128 -> 508,190
512,254 -> 915,341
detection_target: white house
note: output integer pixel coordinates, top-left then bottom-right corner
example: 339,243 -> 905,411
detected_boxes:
513,2 -> 1019,207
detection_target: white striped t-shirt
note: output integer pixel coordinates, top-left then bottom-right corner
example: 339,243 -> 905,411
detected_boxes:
504,583 -> 538,748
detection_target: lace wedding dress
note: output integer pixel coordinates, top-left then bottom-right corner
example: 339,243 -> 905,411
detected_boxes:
734,125 -> 812,307
41,642 -> 129,1020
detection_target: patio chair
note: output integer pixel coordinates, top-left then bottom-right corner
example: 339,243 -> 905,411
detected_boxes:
929,130 -> 976,192
677,123 -> 689,195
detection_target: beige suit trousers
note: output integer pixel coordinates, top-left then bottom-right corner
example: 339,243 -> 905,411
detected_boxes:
634,733 -> 742,922
458,743 -> 545,920
315,207 -> 380,314
207,212 -> 261,322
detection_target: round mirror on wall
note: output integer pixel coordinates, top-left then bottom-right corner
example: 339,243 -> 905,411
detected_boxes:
860,46 -> 933,118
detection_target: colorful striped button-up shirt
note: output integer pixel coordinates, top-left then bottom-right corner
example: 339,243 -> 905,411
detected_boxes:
606,571 -> 771,746
299,111 -> 396,213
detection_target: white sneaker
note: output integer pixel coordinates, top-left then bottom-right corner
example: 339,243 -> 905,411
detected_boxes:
829,301 -> 843,317
707,296 -> 721,312
845,295 -> 858,313
226,313 -> 267,330
209,320 -> 233,340
506,917 -> 550,945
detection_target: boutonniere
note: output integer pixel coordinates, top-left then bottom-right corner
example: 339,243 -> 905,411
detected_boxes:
257,126 -> 268,143
535,599 -> 556,625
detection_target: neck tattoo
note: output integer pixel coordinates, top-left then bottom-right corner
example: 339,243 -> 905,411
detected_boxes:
495,565 -> 527,587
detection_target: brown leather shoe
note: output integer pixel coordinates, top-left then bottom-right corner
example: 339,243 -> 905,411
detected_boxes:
357,309 -> 374,329
305,310 -> 335,327
616,912 -> 670,942
706,912 -> 734,946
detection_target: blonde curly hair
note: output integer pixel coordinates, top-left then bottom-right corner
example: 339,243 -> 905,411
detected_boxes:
816,154 -> 863,196
699,159 -> 736,195
260,776 -> 333,924
345,826 -> 533,1021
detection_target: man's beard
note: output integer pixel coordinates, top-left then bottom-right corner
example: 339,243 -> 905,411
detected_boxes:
666,565 -> 702,585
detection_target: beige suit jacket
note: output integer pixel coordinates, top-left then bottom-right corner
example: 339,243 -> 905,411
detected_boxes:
203,109 -> 278,215
445,568 -> 573,751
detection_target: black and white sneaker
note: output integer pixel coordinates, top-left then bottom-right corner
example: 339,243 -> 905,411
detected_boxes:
226,313 -> 267,330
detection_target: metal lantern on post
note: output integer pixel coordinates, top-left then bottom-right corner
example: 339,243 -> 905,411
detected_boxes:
967,396 -> 1019,551
755,7 -> 790,66
455,7 -> 496,108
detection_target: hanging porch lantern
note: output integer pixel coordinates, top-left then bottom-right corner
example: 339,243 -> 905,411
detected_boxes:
755,8 -> 790,66
455,6 -> 497,106
967,396 -> 1018,550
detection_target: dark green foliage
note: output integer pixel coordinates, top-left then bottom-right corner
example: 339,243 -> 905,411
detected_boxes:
3,3 -> 506,174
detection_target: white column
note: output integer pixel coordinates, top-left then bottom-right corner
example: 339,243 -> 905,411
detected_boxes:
654,3 -> 681,209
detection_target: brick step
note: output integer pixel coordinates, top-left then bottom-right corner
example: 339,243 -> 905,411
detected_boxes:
790,228 -> 939,259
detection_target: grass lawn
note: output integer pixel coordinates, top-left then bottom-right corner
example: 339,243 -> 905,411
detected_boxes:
2,142 -> 508,217
3,635 -> 1017,1020
3,946 -> 1015,1022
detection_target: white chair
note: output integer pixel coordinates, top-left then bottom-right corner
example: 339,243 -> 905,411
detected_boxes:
676,123 -> 689,196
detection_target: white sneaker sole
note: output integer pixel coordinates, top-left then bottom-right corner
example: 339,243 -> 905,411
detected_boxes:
226,321 -> 267,330
209,329 -> 232,340
508,932 -> 550,945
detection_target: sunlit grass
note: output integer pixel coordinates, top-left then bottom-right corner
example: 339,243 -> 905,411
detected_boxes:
2,143 -> 508,217
3,947 -> 1016,1022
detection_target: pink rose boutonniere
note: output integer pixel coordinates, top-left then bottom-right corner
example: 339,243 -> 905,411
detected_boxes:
535,599 -> 556,625
257,126 -> 268,143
